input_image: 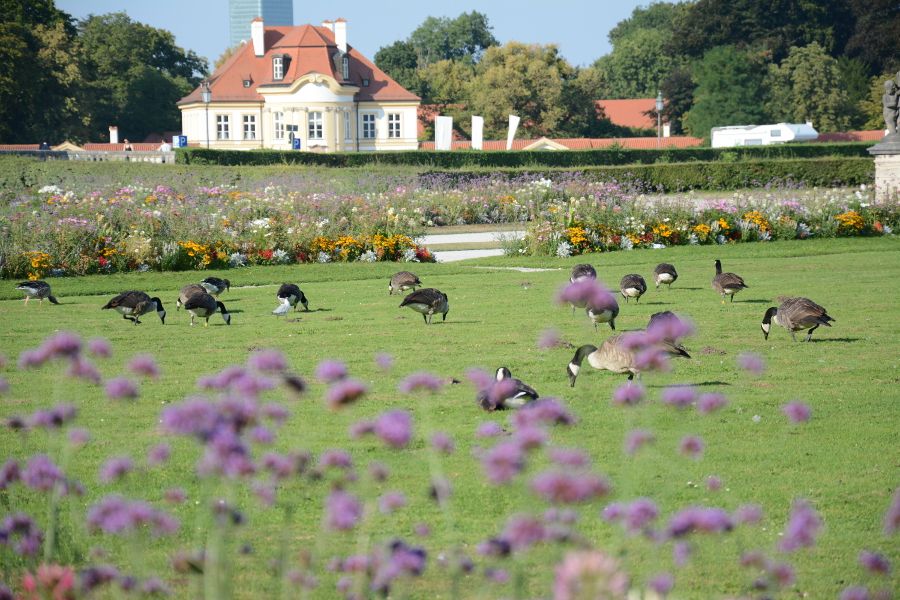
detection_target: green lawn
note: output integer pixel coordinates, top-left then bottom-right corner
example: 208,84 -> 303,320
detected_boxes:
1,237 -> 898,599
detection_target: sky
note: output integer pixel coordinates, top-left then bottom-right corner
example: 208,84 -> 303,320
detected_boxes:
55,0 -> 658,69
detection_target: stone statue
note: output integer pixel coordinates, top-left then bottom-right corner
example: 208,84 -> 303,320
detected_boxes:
884,73 -> 900,137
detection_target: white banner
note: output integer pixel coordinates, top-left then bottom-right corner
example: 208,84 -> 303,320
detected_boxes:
471,116 -> 484,150
435,116 -> 453,151
506,115 -> 520,150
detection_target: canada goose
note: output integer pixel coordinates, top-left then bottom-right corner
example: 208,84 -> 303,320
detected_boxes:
647,311 -> 690,354
200,277 -> 230,297
176,284 -> 206,311
479,367 -> 539,410
272,297 -> 291,316
16,281 -> 59,305
712,260 -> 748,303
570,264 -> 597,283
389,271 -> 421,295
399,288 -> 449,324
102,291 -> 166,325
567,333 -> 690,386
586,294 -> 620,331
653,263 -> 678,290
184,292 -> 231,327
761,297 -> 834,342
620,274 -> 647,303
276,283 -> 309,311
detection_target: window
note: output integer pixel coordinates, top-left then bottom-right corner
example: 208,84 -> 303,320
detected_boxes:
273,56 -> 284,80
242,79 -> 251,88
362,78 -> 370,87
273,111 -> 284,140
343,111 -> 351,140
308,111 -> 323,139
286,124 -> 299,142
387,113 -> 401,138
243,115 -> 257,140
770,129 -> 781,137
361,113 -> 376,139
342,56 -> 350,80
216,115 -> 230,140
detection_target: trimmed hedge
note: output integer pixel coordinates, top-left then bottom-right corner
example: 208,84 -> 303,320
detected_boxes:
175,142 -> 874,168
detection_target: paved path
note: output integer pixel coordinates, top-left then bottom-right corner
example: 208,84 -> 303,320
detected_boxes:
419,229 -> 525,263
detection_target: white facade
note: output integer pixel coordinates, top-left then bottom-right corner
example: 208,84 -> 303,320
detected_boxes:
711,123 -> 819,148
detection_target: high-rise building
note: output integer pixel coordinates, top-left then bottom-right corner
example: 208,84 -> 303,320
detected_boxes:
229,0 -> 293,47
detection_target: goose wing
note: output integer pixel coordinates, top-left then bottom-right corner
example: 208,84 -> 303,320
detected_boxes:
654,263 -> 677,276
184,292 -> 216,313
400,288 -> 441,308
277,283 -> 301,299
103,291 -> 148,309
713,272 -> 747,290
620,274 -> 647,292
570,264 -> 597,282
779,297 -> 833,328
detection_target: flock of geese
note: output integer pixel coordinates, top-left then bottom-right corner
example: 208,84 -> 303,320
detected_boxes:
14,258 -> 834,409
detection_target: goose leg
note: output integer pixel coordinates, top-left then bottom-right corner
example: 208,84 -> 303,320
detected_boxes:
609,319 -> 616,331
204,318 -> 209,327
805,325 -> 819,342
23,296 -> 29,305
790,330 -> 797,342
422,313 -> 428,324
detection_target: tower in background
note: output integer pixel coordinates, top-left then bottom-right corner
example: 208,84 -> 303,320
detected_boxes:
229,0 -> 293,46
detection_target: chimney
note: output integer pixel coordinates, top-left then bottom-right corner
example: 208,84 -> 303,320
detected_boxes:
321,19 -> 334,32
109,126 -> 119,144
251,17 -> 265,56
334,18 -> 347,53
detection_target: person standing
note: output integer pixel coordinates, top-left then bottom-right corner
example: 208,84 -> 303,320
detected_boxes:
123,138 -> 134,151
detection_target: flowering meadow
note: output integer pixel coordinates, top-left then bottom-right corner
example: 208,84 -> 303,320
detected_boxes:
2,166 -> 897,279
1,238 -> 898,598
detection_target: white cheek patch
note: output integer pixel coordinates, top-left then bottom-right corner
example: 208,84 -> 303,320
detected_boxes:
568,363 -> 580,377
659,274 -> 674,283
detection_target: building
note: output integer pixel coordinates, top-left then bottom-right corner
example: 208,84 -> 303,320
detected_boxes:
419,136 -> 703,151
711,123 -> 818,148
596,98 -> 667,134
229,0 -> 293,47
178,18 -> 420,152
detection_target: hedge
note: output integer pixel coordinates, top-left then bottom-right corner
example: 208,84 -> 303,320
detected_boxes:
175,142 -> 874,168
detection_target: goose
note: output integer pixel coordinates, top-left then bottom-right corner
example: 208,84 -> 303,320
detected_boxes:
478,367 -> 539,410
570,264 -> 597,283
647,311 -> 690,354
761,296 -> 834,342
712,259 -> 748,303
653,263 -> 678,290
16,281 -> 59,305
276,283 -> 309,311
183,292 -> 231,327
389,271 -> 421,295
102,291 -> 166,325
176,284 -> 206,311
619,274 -> 647,303
399,288 -> 449,324
566,333 -> 690,386
272,297 -> 291,317
586,294 -> 620,331
200,277 -> 230,297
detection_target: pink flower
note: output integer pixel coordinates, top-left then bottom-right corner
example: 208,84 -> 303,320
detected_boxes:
679,435 -> 705,459
782,401 -> 811,424
537,328 -> 563,349
374,352 -> 394,371
128,354 -> 160,379
706,475 -> 722,491
247,349 -> 287,373
316,360 -> 347,383
734,504 -> 763,525
697,393 -> 728,414
624,429 -> 655,455
482,441 -> 524,484
325,378 -> 368,410
98,456 -> 133,483
530,470 -> 610,504
378,491 -> 407,514
41,331 -> 82,358
476,421 -> 503,438
430,431 -> 455,454
553,550 -> 629,600
374,410 -> 412,448
779,498 -> 822,552
398,371 -> 444,393
612,382 -> 645,406
326,490 -> 362,530
104,377 -> 138,400
737,352 -> 765,374
87,338 -> 112,358
661,386 -> 695,408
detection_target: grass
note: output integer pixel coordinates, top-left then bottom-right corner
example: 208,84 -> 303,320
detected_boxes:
1,237 -> 898,599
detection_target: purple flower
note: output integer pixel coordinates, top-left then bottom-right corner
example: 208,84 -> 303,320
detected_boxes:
466,367 -> 493,391
482,441 -> 524,484
368,461 -> 390,482
160,398 -> 217,438
667,506 -> 734,537
612,382 -> 645,406
530,470 -> 610,504
252,481 -> 276,506
164,488 -> 187,503
706,475 -> 722,491
0,513 -> 43,556
779,498 -> 822,552
325,378 -> 368,410
430,431 -> 455,454
42,331 -> 82,358
735,504 -> 763,525
247,349 -> 287,373
476,421 -> 503,438
537,328 -> 563,349
646,311 -> 695,342
261,453 -> 294,479
374,352 -> 394,371
602,502 -> 625,523
28,403 -> 77,429
66,357 -> 102,384
99,456 -> 134,483
624,429 -> 655,455
648,572 -> 674,596
548,448 -> 590,468
249,425 -> 275,445
557,279 -> 617,311
782,401 -> 811,424
147,443 -> 170,467
79,565 -> 120,593
622,498 -> 659,533
414,522 -> 430,537
0,459 -> 20,489
326,490 -> 362,530
316,359 -> 347,383
769,561 -> 796,587
840,586 -> 871,600
261,402 -> 290,424
128,354 -> 160,379
0,378 -> 8,395
679,435 -> 705,459
22,454 -> 64,492
737,352 -> 765,374
378,491 -> 407,514
105,377 -> 138,400
512,398 -> 575,427
513,425 -> 547,451
661,386 -> 696,408
141,578 -> 170,595
885,487 -> 900,535
499,514 -> 546,551
399,371 -> 445,393
697,393 -> 728,414
18,347 -> 50,369
485,568 -> 509,583
858,550 -> 891,575
349,420 -> 375,438
673,541 -> 691,566
317,449 -> 353,470
374,410 -> 413,448
552,550 -> 629,599
86,495 -> 179,537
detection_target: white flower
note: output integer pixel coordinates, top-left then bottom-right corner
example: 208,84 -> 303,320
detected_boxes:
358,250 -> 377,262
228,252 -> 248,267
402,248 -> 419,262
316,251 -> 332,263
273,249 -> 290,263
689,233 -> 699,245
619,237 -> 633,250
38,185 -> 62,195
883,224 -> 893,234
716,234 -> 726,245
555,241 -> 572,258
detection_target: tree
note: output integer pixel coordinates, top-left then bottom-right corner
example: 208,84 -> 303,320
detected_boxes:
859,73 -> 894,131
608,2 -> 688,46
408,11 -> 497,66
75,12 -> 208,141
765,43 -> 852,132
844,0 -> 900,74
659,65 -> 696,135
594,28 -> 678,99
374,40 -> 424,97
419,59 -> 474,106
683,45 -> 770,139
214,42 -> 245,71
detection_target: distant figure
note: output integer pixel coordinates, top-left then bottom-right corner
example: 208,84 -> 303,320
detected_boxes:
158,140 -> 172,152
123,139 -> 134,151
883,73 -> 900,137
39,141 -> 50,150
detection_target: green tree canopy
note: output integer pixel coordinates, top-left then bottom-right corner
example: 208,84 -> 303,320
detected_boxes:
408,11 -> 498,66
594,28 -> 678,99
608,2 -> 688,45
844,0 -> 900,74
373,40 -> 424,97
683,45 -> 770,139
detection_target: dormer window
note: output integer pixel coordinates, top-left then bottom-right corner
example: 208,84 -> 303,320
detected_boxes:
273,56 -> 284,80
243,79 -> 252,88
362,78 -> 369,87
342,56 -> 350,80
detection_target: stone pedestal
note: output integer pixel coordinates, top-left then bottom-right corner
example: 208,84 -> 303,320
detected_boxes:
868,136 -> 900,203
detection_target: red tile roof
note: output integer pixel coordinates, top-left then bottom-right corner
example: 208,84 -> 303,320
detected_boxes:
814,130 -> 885,142
596,99 -> 659,129
0,144 -> 40,150
82,143 -> 161,151
419,136 -> 702,151
178,23 -> 419,105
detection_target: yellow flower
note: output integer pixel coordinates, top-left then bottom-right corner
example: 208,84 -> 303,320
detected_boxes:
834,210 -> 864,232
652,224 -> 673,238
566,226 -> 588,246
717,218 -> 730,230
693,223 -> 711,236
742,211 -> 770,232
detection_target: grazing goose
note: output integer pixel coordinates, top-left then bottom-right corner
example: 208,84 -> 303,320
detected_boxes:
200,277 -> 230,297
566,333 -> 690,386
712,259 -> 748,303
277,283 -> 309,311
761,297 -> 835,342
102,291 -> 166,325
653,263 -> 678,290
570,264 -> 597,283
479,367 -> 539,410
176,284 -> 206,311
619,274 -> 647,303
16,281 -> 59,305
586,294 -> 620,331
647,311 -> 690,354
399,288 -> 449,324
184,292 -> 231,327
389,271 -> 421,295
